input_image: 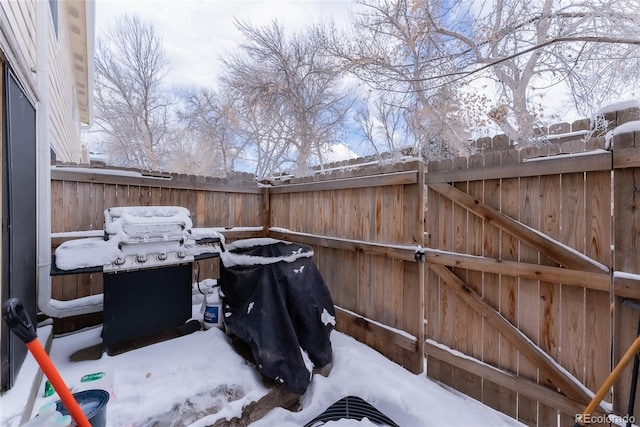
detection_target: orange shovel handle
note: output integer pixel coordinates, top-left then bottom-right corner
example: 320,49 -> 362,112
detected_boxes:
26,335 -> 91,427
3,298 -> 91,426
577,336 -> 640,425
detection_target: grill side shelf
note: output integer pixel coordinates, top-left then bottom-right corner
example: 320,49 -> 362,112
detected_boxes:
50,254 -> 104,276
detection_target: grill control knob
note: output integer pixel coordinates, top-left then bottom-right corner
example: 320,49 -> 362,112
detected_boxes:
177,251 -> 186,259
136,254 -> 147,263
157,253 -> 167,261
114,257 -> 125,266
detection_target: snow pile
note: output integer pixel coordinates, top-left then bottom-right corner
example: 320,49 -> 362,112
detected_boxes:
589,99 -> 640,149
595,99 -> 640,117
54,237 -> 123,270
612,120 -> 640,136
605,120 -> 640,149
187,227 -> 229,243
614,271 -> 640,281
219,238 -> 314,268
247,332 -> 524,427
104,206 -> 192,239
1,305 -> 525,426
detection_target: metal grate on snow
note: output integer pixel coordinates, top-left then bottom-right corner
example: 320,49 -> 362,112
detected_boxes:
303,395 -> 399,427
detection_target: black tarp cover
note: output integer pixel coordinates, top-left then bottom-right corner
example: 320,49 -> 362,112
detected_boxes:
219,239 -> 335,394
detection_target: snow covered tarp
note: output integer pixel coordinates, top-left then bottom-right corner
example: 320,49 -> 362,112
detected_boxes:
219,238 -> 335,395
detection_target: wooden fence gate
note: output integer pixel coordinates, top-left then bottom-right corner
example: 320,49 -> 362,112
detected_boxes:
423,107 -> 640,426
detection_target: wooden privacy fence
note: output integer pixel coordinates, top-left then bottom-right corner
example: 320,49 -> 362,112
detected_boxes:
50,167 -> 264,232
49,106 -> 640,426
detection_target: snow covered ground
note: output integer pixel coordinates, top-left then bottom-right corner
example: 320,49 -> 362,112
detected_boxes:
4,213 -> 524,426
1,306 -> 524,427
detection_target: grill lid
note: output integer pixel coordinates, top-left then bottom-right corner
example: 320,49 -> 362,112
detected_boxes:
104,206 -> 192,241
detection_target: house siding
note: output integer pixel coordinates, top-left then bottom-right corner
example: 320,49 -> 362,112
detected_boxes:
5,0 -> 37,67
1,0 -> 37,98
48,8 -> 83,163
49,1 -> 84,163
1,0 -> 87,163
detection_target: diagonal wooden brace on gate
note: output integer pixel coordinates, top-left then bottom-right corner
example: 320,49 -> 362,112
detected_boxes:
427,183 -> 608,274
429,263 -> 606,411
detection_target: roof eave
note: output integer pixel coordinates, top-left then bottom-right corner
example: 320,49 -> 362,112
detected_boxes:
66,0 -> 93,125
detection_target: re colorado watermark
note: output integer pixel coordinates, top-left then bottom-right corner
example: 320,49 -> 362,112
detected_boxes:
575,414 -> 635,425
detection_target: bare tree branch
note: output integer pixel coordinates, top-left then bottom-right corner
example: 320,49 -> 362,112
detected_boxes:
94,14 -> 174,170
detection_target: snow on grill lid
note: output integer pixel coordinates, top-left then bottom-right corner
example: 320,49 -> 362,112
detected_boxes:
104,206 -> 193,240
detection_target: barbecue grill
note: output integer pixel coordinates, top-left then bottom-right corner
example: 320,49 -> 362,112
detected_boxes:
102,206 -> 195,273
52,206 -> 222,354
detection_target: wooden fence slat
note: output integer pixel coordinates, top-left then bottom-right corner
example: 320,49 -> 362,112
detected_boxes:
425,184 -> 441,345
437,180 -> 455,386
466,155 -> 484,362
498,168 -> 520,420
89,183 -> 103,230
481,163 -> 503,414
517,173 -> 543,425
63,181 -> 78,231
77,181 -> 91,230
538,171 -> 563,425
450,179 -> 482,400
561,173 -> 586,386
51,180 -> 64,233
584,170 -> 612,397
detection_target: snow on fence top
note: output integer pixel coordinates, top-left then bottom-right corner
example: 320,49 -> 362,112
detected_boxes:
270,155 -> 423,186
471,105 -> 640,153
595,99 -> 640,116
51,162 -> 258,187
428,106 -> 640,176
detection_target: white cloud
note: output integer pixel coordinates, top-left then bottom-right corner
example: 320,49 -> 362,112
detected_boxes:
95,0 -> 355,88
321,142 -> 359,163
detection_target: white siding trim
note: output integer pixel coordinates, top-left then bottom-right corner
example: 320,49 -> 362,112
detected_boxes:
0,1 -> 38,103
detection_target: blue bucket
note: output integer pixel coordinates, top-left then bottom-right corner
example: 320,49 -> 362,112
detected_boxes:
56,389 -> 109,427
